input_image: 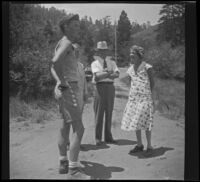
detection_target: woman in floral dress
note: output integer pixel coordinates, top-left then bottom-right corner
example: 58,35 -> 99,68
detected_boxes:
121,45 -> 155,155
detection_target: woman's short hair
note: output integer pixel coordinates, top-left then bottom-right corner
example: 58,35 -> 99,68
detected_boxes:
130,45 -> 144,58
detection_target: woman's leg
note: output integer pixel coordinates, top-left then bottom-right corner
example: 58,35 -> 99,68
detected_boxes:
136,130 -> 143,146
145,130 -> 153,149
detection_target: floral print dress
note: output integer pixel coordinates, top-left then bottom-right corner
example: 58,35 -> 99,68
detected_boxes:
121,61 -> 154,131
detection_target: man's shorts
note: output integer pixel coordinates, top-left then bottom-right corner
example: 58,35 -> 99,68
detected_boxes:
58,82 -> 82,123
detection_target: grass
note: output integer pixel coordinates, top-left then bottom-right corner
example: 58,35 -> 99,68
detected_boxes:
120,75 -> 185,121
9,74 -> 185,127
9,82 -> 95,125
9,97 -> 59,124
153,77 -> 185,121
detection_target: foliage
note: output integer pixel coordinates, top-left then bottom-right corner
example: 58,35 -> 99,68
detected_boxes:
9,45 -> 55,100
131,21 -> 151,35
145,43 -> 185,80
116,10 -> 132,66
156,4 -> 185,46
9,3 -> 185,101
117,10 -> 132,45
79,16 -> 95,64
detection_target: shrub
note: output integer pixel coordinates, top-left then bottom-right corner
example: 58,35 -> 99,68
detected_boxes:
145,43 -> 185,80
9,97 -> 32,119
9,45 -> 55,100
9,96 -> 59,123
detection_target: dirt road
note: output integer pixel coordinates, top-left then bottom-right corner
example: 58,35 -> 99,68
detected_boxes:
10,68 -> 184,180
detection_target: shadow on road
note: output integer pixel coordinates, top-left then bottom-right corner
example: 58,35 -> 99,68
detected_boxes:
114,139 -> 137,146
129,146 -> 174,159
115,93 -> 128,100
80,143 -> 110,151
80,160 -> 124,179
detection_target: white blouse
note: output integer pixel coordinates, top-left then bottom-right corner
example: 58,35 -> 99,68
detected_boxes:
91,56 -> 120,83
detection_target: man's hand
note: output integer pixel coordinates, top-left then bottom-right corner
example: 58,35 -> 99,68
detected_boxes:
108,71 -> 120,79
54,82 -> 62,100
103,68 -> 113,75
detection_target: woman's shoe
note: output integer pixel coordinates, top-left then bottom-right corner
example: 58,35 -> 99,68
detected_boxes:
145,147 -> 154,156
129,145 -> 144,154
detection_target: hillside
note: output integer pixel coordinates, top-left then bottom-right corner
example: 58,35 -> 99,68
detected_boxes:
131,24 -> 159,49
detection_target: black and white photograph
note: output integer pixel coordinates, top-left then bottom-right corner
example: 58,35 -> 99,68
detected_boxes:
3,1 -> 197,180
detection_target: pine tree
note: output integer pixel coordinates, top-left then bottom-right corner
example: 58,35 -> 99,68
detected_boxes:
116,10 -> 132,66
156,4 -> 185,46
117,10 -> 132,46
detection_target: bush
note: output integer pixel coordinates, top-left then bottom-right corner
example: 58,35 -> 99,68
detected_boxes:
154,77 -> 185,120
9,45 -> 55,100
145,43 -> 185,80
117,42 -> 131,67
9,97 -> 32,119
9,96 -> 58,123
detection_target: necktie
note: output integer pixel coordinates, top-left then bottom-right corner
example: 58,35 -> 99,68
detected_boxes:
103,59 -> 107,69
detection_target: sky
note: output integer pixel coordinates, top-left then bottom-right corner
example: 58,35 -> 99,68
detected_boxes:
40,3 -> 164,25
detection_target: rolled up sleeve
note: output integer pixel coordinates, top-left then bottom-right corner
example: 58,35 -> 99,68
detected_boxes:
91,61 -> 100,73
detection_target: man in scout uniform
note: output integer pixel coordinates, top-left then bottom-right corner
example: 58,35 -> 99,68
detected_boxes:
50,14 -> 88,179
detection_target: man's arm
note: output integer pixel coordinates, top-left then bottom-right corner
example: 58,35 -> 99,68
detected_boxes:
91,61 -> 112,82
50,65 -> 61,85
51,39 -> 71,86
52,39 -> 71,63
107,61 -> 120,79
94,70 -> 112,82
108,71 -> 120,79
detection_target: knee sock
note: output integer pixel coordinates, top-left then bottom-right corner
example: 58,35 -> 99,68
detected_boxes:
59,156 -> 68,162
68,160 -> 79,168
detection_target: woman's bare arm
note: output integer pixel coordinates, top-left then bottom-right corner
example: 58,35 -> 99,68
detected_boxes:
147,68 -> 155,92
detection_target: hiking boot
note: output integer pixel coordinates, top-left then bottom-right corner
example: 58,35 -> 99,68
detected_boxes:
67,167 -> 89,179
59,160 -> 68,174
